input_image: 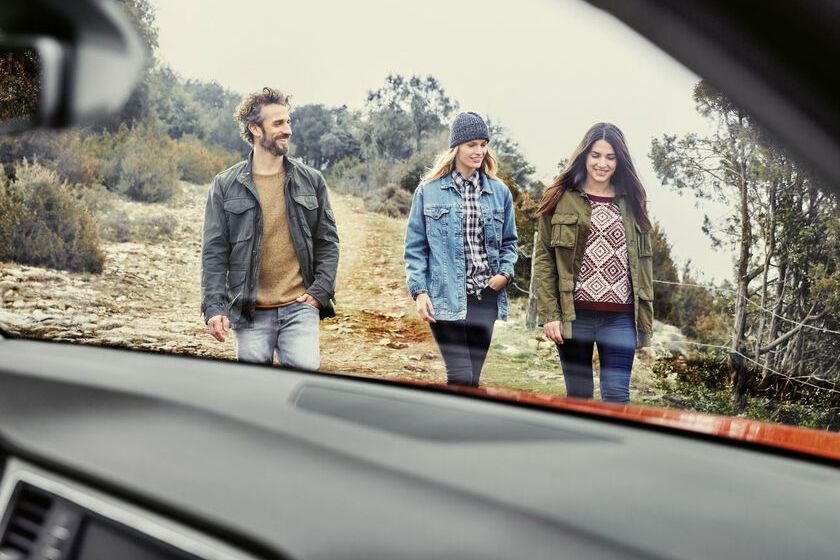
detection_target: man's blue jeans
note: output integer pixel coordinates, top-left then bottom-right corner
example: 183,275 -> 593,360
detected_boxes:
233,303 -> 320,369
557,310 -> 636,404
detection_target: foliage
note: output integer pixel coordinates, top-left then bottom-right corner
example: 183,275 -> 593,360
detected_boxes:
399,160 -> 426,193
488,119 -> 536,189
650,79 -> 840,409
174,134 -> 238,185
363,185 -> 412,218
291,105 -> 362,168
652,351 -> 840,430
649,223 -> 680,322
495,167 -> 538,295
366,74 -> 457,150
0,49 -> 39,123
77,183 -> 175,243
0,162 -> 104,272
101,122 -> 180,202
364,107 -> 416,160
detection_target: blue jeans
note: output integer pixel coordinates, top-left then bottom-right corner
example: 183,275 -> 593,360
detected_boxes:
233,303 -> 320,369
557,310 -> 636,404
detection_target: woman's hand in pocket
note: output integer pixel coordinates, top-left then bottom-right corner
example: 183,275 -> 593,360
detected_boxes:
488,274 -> 509,292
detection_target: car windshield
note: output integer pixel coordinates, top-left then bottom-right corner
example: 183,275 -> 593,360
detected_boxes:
1,0 -> 838,433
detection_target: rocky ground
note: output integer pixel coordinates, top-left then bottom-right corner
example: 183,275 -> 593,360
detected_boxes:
0,181 -> 687,398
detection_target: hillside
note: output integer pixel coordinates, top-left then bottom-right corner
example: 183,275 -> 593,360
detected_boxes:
0,182 -> 666,400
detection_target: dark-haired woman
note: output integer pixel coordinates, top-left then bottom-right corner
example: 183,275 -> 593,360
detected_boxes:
533,123 -> 653,403
404,112 -> 518,387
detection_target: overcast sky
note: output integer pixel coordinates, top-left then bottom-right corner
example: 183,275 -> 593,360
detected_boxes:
150,0 -> 730,282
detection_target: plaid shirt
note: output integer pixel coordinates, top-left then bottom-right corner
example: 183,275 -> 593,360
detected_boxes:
452,168 -> 492,296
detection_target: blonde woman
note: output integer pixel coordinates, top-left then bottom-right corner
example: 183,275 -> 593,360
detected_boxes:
404,112 -> 518,386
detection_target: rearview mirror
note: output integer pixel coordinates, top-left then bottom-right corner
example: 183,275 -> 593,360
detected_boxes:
0,36 -> 64,133
0,0 -> 147,133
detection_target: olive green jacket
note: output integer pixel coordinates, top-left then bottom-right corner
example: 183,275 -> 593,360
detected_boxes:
533,187 -> 654,348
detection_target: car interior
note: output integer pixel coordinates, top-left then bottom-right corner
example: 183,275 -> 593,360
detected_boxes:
1,1 -> 839,559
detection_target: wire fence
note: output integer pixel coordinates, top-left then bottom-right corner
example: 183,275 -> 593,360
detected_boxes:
653,279 -> 840,336
680,340 -> 840,395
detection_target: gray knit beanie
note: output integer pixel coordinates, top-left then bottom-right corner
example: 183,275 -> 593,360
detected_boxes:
449,112 -> 490,148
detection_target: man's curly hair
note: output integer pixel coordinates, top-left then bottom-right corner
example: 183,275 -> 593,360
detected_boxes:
234,87 -> 291,146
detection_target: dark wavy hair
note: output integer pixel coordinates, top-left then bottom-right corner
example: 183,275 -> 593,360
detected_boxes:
537,122 -> 651,231
233,87 -> 291,146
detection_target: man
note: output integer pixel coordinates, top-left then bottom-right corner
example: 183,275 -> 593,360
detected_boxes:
201,87 -> 339,369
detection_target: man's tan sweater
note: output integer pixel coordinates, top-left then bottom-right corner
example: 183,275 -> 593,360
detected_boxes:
253,169 -> 306,307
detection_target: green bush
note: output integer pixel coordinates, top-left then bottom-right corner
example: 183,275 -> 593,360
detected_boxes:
363,184 -> 413,217
398,160 -> 426,192
0,161 -> 104,272
54,130 -> 104,186
174,134 -> 238,185
79,183 -> 176,243
101,122 -> 180,202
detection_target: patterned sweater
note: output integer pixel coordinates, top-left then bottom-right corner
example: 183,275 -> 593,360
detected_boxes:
573,194 -> 633,313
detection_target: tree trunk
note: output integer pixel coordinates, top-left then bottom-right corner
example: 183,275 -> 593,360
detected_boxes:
754,182 -> 777,387
731,162 -> 753,409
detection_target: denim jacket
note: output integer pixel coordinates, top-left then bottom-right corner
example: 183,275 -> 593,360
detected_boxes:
404,171 -> 518,321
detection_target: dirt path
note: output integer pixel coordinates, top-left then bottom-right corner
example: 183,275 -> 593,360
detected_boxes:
1,181 -> 667,397
0,182 -> 446,382
318,192 -> 445,381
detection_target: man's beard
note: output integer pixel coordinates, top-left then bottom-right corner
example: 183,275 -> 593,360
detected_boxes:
259,132 -> 289,156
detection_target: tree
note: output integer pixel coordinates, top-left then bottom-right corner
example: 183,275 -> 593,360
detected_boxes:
650,80 -> 840,409
290,104 -> 333,167
292,104 -> 363,168
487,119 -> 536,188
366,74 -> 457,150
365,107 -> 415,160
649,223 -> 680,323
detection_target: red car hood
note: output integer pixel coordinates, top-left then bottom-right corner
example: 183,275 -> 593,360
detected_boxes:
411,382 -> 840,462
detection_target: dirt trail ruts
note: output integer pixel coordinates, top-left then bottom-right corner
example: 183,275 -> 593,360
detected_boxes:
0,182 -> 445,383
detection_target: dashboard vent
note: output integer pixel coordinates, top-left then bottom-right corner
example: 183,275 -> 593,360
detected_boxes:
0,484 -> 53,558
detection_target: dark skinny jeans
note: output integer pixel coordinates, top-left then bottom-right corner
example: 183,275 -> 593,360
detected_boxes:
429,288 -> 498,387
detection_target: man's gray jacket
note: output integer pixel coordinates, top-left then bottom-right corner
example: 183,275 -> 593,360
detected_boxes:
201,153 -> 339,327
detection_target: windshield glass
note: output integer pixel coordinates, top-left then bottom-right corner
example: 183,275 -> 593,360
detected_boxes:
1,0 -> 838,432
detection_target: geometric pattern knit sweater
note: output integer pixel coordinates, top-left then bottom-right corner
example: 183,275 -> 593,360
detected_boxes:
573,194 -> 633,313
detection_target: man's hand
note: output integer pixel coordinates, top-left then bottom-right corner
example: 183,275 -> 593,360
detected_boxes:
543,320 -> 564,345
488,274 -> 509,292
296,293 -> 321,309
207,314 -> 230,342
415,293 -> 436,323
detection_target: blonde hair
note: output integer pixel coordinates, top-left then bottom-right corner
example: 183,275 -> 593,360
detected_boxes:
420,146 -> 500,183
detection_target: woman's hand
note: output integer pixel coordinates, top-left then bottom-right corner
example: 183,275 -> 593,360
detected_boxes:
415,293 -> 436,323
488,274 -> 509,292
543,320 -> 564,345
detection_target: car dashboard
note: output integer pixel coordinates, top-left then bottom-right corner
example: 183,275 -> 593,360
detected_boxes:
1,338 -> 839,560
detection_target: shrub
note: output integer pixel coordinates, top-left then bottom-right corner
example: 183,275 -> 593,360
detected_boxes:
174,134 -> 238,185
54,129 -> 103,185
0,161 -> 104,272
398,160 -> 426,192
79,183 -> 176,243
101,122 -> 180,202
130,212 -> 177,242
363,185 -> 413,217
